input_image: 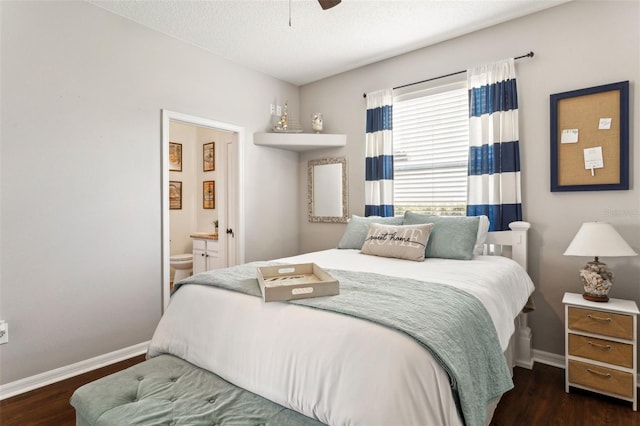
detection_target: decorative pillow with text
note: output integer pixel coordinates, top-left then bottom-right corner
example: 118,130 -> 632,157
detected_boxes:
361,223 -> 434,262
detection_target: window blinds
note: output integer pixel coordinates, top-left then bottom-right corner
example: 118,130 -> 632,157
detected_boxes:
393,82 -> 469,217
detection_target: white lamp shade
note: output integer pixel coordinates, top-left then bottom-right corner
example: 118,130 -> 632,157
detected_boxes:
564,222 -> 638,257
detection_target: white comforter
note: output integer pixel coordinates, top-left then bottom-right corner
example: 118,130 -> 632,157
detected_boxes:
148,249 -> 534,426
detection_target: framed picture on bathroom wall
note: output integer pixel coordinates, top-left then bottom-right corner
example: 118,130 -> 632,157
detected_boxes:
203,180 -> 215,209
203,142 -> 215,171
169,181 -> 182,210
169,142 -> 182,172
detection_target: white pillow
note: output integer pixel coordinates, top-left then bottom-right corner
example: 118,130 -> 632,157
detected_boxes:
474,215 -> 490,255
361,223 -> 434,262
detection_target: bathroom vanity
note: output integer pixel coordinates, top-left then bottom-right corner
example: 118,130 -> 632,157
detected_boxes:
191,234 -> 222,274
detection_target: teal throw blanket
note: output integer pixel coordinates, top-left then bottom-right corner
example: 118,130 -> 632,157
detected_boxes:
175,262 -> 513,426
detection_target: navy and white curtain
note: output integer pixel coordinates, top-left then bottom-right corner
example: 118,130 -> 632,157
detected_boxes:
467,58 -> 522,231
365,89 -> 394,217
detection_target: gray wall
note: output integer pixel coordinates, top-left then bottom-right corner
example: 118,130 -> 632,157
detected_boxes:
0,1 -> 300,384
298,0 -> 640,359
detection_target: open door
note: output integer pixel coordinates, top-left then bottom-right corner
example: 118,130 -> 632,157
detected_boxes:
161,110 -> 245,312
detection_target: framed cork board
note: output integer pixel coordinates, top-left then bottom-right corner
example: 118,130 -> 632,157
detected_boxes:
550,81 -> 629,192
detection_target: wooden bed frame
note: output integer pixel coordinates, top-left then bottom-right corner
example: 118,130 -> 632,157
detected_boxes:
484,221 -> 534,370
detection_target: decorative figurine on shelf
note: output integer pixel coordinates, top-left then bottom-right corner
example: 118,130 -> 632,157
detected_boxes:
273,102 -> 289,132
312,113 -> 323,133
271,101 -> 302,133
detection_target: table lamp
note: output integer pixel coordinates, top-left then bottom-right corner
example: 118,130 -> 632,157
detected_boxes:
564,222 -> 637,302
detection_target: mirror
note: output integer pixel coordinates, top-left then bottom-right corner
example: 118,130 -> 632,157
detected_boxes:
308,157 -> 348,223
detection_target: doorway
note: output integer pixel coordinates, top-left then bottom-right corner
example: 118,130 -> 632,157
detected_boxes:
161,110 -> 245,311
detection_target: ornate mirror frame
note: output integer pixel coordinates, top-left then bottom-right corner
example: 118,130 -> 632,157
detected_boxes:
308,157 -> 348,223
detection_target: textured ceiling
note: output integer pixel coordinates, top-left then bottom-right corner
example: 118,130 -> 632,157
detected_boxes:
89,0 -> 568,86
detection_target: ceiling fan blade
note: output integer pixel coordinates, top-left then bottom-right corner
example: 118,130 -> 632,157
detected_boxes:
318,0 -> 341,10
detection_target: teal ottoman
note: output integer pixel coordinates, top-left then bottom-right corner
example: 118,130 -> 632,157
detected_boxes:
71,354 -> 324,426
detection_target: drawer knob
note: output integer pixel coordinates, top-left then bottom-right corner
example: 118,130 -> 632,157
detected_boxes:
587,368 -> 612,378
586,314 -> 612,322
587,340 -> 612,351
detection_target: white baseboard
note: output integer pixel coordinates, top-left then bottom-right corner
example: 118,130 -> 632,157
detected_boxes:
532,348 -> 566,369
0,341 -> 149,400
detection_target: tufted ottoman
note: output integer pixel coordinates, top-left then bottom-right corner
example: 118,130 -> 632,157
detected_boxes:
71,354 -> 324,425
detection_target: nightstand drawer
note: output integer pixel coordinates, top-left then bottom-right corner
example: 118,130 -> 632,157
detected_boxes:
568,307 -> 633,340
568,334 -> 633,368
568,360 -> 633,398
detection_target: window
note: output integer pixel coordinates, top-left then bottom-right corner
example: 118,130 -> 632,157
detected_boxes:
393,81 -> 469,217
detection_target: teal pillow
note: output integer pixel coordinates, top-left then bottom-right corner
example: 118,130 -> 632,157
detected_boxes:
403,212 -> 480,260
337,215 -> 404,249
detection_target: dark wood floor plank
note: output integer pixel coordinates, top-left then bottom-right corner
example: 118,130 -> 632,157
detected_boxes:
1,357 -> 639,425
0,355 -> 145,426
491,363 -> 640,426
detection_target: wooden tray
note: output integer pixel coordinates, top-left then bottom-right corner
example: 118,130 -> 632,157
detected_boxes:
256,263 -> 339,302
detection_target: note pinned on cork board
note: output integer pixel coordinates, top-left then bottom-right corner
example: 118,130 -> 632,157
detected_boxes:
598,118 -> 612,130
583,146 -> 604,176
561,129 -> 579,143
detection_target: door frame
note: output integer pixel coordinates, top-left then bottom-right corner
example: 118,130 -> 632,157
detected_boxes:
161,109 -> 245,312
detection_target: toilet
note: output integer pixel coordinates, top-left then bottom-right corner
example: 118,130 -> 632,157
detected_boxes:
170,253 -> 193,283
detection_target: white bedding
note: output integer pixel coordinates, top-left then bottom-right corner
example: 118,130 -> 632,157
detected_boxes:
148,249 -> 534,426
280,249 -> 534,351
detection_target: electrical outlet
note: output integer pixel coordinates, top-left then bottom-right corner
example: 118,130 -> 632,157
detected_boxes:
270,104 -> 275,115
276,105 -> 282,116
0,321 -> 8,344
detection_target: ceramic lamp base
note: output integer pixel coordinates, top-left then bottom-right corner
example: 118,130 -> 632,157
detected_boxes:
579,258 -> 613,303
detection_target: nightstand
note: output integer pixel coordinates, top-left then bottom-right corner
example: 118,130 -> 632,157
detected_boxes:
563,292 -> 638,410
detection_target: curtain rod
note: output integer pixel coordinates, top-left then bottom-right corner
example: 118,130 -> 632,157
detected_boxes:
362,51 -> 534,98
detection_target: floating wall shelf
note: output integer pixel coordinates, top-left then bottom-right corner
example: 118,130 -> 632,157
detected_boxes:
254,132 -> 346,152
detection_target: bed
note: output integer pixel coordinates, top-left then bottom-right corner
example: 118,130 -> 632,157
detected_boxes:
72,216 -> 534,426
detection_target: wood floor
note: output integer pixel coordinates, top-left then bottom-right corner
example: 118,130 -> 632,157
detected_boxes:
0,355 -> 146,426
491,363 -> 640,426
1,358 -> 639,425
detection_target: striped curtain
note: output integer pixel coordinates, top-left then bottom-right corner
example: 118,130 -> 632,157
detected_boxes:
365,89 -> 394,217
466,58 -> 522,231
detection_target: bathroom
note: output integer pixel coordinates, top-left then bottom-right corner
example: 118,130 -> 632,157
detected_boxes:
168,120 -> 234,286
